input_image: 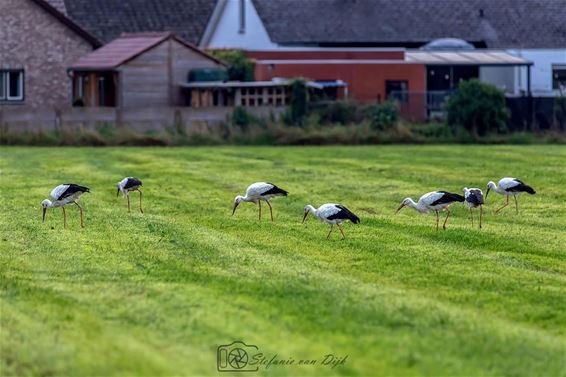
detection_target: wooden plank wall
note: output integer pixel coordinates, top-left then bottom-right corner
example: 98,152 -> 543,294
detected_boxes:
119,41 -> 170,108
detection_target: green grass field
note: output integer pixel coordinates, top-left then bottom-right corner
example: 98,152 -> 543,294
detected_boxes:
1,145 -> 565,377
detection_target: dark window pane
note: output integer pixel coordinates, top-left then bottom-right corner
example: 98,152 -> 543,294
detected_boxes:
9,71 -> 22,98
0,73 -> 5,99
552,69 -> 566,89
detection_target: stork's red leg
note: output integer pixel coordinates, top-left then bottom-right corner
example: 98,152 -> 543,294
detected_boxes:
266,200 -> 274,221
326,224 -> 334,240
62,207 -> 67,228
258,200 -> 262,220
470,208 -> 474,227
137,189 -> 143,213
495,195 -> 509,213
513,195 -> 518,214
479,205 -> 483,229
443,207 -> 451,230
74,201 -> 84,228
127,194 -> 131,213
435,210 -> 439,231
337,223 -> 346,240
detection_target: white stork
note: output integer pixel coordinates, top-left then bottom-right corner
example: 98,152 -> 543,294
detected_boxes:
232,182 -> 288,220
396,191 -> 465,231
302,203 -> 360,240
117,177 -> 143,213
463,187 -> 484,228
486,177 -> 536,214
41,183 -> 90,228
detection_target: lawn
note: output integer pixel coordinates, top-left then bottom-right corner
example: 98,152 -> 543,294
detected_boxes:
0,145 -> 565,377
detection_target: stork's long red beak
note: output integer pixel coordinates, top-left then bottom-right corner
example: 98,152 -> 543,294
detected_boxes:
232,202 -> 239,215
395,203 -> 405,214
302,211 -> 308,223
116,188 -> 120,197
42,207 -> 47,222
485,188 -> 491,199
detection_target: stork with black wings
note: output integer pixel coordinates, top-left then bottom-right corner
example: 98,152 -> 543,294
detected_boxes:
232,182 -> 288,221
41,183 -> 90,228
486,177 -> 536,214
302,203 -> 360,240
117,177 -> 143,213
464,187 -> 484,228
396,191 -> 465,231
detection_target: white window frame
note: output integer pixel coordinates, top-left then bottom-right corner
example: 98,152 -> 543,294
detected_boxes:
1,70 -> 24,102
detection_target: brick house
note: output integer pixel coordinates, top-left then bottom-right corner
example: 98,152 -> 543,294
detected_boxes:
0,0 -> 100,109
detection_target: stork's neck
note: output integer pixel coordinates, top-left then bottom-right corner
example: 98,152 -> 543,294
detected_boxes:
305,205 -> 317,216
488,181 -> 503,194
407,198 -> 427,213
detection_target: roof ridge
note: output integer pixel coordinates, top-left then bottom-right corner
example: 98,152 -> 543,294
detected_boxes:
120,31 -> 174,38
29,0 -> 101,47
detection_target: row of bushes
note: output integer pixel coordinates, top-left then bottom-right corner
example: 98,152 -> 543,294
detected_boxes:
3,79 -> 565,146
3,118 -> 565,147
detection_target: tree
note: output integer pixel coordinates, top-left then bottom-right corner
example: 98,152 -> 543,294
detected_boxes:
446,79 -> 510,136
207,49 -> 254,81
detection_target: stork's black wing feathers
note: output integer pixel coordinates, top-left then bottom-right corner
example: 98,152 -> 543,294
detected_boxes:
58,184 -> 90,200
328,205 -> 360,224
506,180 -> 536,194
431,191 -> 465,206
262,183 -> 288,196
124,177 -> 143,189
466,189 -> 484,206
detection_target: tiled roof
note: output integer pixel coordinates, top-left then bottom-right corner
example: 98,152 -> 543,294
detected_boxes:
252,0 -> 566,49
62,0 -> 218,45
70,32 -> 224,70
30,0 -> 101,47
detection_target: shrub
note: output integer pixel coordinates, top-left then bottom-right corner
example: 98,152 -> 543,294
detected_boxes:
207,49 -> 254,81
287,78 -> 309,126
316,101 -> 360,125
446,79 -> 510,136
364,101 -> 399,130
231,106 -> 252,130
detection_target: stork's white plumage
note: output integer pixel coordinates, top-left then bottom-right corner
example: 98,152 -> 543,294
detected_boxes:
42,183 -> 90,228
117,177 -> 143,213
232,182 -> 288,220
464,187 -> 484,228
486,177 -> 536,214
396,191 -> 465,231
302,203 -> 360,240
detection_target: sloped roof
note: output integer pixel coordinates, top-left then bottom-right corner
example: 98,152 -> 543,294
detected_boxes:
62,0 -> 218,45
30,0 -> 101,47
70,32 -> 224,70
252,0 -> 566,49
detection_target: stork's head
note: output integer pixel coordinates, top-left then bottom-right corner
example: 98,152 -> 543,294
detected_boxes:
486,181 -> 497,199
396,198 -> 411,213
232,195 -> 244,215
116,183 -> 121,197
41,199 -> 52,222
302,204 -> 315,223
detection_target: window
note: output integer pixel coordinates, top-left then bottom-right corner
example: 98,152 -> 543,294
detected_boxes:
552,66 -> 566,90
0,70 -> 24,102
386,80 -> 408,103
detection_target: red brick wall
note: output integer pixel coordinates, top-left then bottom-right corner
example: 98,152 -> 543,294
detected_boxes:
255,62 -> 427,120
246,50 -> 405,60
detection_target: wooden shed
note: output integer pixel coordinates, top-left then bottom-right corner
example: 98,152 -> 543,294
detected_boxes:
68,32 -> 225,108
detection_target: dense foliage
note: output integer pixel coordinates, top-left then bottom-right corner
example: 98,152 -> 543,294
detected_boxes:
446,79 -> 510,136
364,101 -> 399,130
207,49 -> 254,81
